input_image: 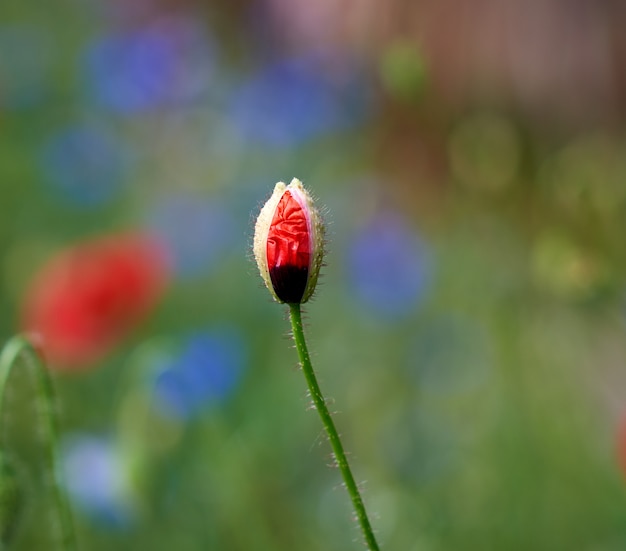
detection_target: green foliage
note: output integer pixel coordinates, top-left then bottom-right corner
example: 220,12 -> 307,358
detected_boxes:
2,1 -> 626,550
0,453 -> 22,547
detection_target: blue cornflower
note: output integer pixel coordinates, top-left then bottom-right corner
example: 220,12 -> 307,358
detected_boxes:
61,434 -> 134,528
39,123 -> 130,206
153,328 -> 247,420
228,54 -> 373,148
348,212 -> 431,319
146,194 -> 236,279
82,17 -> 215,113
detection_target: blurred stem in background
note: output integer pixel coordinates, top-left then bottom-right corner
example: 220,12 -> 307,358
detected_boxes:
0,336 -> 78,551
288,303 -> 380,551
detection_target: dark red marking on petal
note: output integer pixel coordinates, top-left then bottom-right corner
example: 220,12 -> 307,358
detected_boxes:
269,265 -> 309,304
267,190 -> 311,303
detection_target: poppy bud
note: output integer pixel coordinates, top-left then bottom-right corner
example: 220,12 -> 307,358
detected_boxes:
254,178 -> 324,304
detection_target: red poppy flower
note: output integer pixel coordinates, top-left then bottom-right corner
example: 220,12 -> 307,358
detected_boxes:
20,233 -> 170,370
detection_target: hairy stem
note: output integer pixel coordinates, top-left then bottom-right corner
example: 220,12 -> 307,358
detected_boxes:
288,303 -> 380,551
0,336 -> 77,551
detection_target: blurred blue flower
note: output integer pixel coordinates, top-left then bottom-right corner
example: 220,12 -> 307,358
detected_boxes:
39,123 -> 130,206
147,195 -> 236,278
0,25 -> 52,110
228,55 -> 373,148
348,212 -> 431,319
153,328 -> 247,420
82,17 -> 215,113
61,434 -> 134,528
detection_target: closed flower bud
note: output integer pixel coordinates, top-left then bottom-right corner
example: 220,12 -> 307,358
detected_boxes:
254,179 -> 325,304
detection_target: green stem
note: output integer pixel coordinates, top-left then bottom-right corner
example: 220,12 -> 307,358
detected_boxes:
288,304 -> 380,551
0,336 -> 77,551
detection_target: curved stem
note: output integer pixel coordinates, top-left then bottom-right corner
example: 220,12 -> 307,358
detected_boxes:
0,336 -> 77,551
288,304 -> 380,551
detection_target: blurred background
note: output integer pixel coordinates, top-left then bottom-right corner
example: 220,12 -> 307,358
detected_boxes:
3,0 -> 626,549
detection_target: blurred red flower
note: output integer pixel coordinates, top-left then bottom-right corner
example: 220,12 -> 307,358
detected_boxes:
20,234 -> 170,370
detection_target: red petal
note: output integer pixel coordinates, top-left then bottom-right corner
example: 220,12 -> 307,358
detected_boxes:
21,234 -> 170,370
266,190 -> 311,302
